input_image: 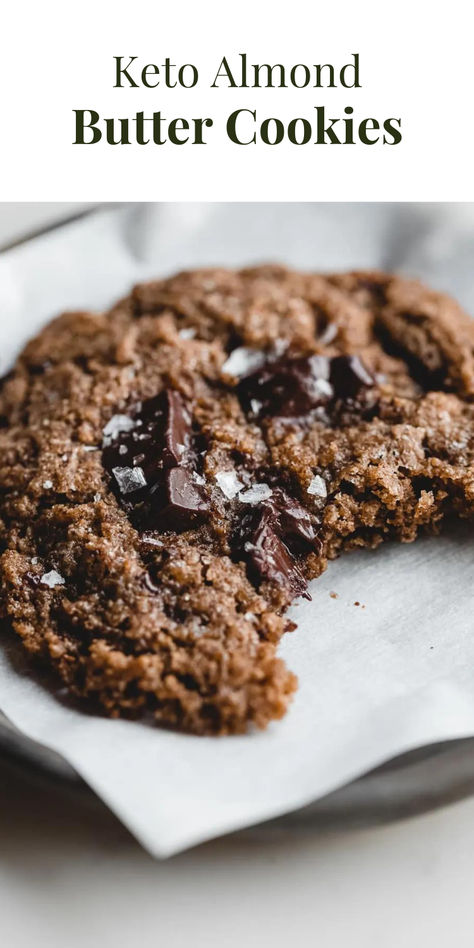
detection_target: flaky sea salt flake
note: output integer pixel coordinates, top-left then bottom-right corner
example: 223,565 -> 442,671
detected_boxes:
40,569 -> 65,589
307,475 -> 327,498
221,347 -> 266,378
112,466 -> 147,494
239,483 -> 273,504
142,533 -> 164,547
103,414 -> 136,445
215,470 -> 244,499
314,378 -> 334,398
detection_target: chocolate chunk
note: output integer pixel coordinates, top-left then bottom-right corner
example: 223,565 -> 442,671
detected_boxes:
238,352 -> 375,421
103,389 -> 208,530
102,389 -> 193,490
241,508 -> 309,599
264,488 -> 320,553
157,468 -> 210,528
111,465 -> 147,497
329,355 -> 375,398
160,390 -> 193,468
233,487 -> 321,597
29,361 -> 52,376
238,353 -> 333,419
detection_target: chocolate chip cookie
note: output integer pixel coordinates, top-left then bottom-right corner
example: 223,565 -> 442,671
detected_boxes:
2,266 -> 474,735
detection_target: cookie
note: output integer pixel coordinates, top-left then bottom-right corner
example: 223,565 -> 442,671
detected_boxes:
1,266 -> 474,735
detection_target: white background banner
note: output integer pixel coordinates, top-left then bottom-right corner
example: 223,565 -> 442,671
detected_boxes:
0,0 -> 471,201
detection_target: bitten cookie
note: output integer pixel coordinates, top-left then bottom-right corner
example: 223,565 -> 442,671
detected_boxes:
2,266 -> 474,734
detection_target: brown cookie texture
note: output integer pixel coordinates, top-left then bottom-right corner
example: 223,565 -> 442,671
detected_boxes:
2,265 -> 474,735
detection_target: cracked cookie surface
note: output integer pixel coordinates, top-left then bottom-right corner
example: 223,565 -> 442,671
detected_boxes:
1,266 -> 474,735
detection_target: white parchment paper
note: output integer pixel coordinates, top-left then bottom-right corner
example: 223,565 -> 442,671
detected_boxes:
1,203 -> 474,858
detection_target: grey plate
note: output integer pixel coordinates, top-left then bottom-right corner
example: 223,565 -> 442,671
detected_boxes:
2,708 -> 474,832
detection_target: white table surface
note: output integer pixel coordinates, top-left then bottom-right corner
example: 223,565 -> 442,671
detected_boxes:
0,757 -> 473,948
0,203 -> 472,948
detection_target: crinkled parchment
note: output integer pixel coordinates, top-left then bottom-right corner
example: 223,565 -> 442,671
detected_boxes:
1,203 -> 474,857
